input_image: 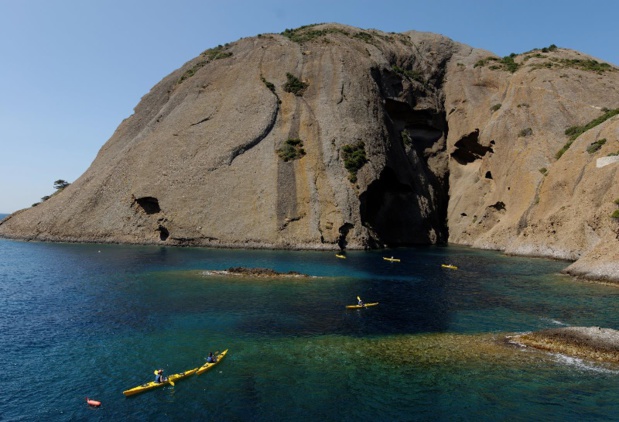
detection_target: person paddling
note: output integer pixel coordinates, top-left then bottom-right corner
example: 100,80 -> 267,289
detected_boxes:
207,352 -> 217,363
357,296 -> 364,307
154,369 -> 167,383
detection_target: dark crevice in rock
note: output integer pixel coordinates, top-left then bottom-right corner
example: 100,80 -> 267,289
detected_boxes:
191,116 -> 210,126
485,171 -> 493,179
366,64 -> 450,247
227,96 -> 279,166
451,129 -> 494,165
279,214 -> 304,230
157,225 -> 169,241
337,223 -> 354,250
135,197 -> 161,214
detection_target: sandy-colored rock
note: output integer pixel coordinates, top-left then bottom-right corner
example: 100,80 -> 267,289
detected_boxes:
1,23 -> 618,282
510,326 -> 619,363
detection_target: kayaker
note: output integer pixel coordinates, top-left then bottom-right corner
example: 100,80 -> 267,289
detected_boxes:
207,352 -> 217,363
357,296 -> 364,307
154,369 -> 166,383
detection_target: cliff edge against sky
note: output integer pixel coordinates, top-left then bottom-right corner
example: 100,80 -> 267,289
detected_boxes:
1,24 -> 617,282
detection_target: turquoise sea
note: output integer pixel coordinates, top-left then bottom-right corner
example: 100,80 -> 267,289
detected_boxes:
2,216 -> 619,421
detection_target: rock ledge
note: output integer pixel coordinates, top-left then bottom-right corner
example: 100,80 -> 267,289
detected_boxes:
509,326 -> 619,363
202,267 -> 311,278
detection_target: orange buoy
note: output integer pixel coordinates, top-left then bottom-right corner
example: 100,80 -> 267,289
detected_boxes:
86,397 -> 101,407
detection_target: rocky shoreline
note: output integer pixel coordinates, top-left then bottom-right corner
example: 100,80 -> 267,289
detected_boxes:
508,326 -> 619,363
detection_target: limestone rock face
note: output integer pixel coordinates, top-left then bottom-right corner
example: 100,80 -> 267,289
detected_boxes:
1,23 -> 618,281
442,43 -> 619,283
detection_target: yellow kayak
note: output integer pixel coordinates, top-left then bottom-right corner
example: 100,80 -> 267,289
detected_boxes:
335,254 -> 346,259
383,257 -> 400,262
196,349 -> 228,375
346,302 -> 379,309
123,367 -> 198,397
441,264 -> 458,270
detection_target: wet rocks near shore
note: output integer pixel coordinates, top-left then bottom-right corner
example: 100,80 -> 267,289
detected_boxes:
510,326 -> 619,363
202,267 -> 310,278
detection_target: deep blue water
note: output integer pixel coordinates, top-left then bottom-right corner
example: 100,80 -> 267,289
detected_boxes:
1,230 -> 619,421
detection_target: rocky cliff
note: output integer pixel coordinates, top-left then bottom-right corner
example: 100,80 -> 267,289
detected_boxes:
1,23 -> 617,282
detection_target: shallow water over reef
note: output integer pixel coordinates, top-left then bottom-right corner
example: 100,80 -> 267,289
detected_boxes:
2,238 -> 619,421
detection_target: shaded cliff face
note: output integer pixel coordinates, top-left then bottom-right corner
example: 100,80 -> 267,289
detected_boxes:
0,24 -> 617,281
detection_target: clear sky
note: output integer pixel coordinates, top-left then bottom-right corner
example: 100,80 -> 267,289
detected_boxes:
1,0 -> 617,213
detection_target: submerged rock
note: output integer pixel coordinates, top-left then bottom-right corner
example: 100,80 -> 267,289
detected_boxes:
203,267 -> 310,278
509,326 -> 619,363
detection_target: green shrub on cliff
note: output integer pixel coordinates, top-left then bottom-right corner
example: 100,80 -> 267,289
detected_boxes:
283,73 -> 308,96
392,65 -> 425,84
560,58 -> 613,73
401,129 -> 413,147
54,179 -> 70,190
177,46 -> 233,84
565,109 -> 619,141
281,25 -> 349,43
202,45 -> 233,60
178,60 -> 208,84
611,199 -> 619,219
475,54 -> 520,73
277,139 -> 306,162
587,138 -> 607,154
557,109 -> 619,159
341,142 -> 367,182
353,31 -> 374,44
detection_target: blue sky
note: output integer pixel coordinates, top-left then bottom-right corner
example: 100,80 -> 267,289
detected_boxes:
1,0 -> 617,213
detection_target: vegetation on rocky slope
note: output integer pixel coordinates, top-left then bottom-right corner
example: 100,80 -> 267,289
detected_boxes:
283,73 -> 308,96
281,24 -> 349,43
557,108 -> 619,158
341,142 -> 367,183
474,55 -> 520,73
177,45 -> 233,84
277,139 -> 306,162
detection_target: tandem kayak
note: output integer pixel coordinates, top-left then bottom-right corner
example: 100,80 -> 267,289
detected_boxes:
383,257 -> 400,262
123,367 -> 198,397
346,302 -> 379,309
196,349 -> 228,375
441,264 -> 458,270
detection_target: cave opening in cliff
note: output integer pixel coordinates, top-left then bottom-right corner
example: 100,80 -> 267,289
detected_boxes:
451,129 -> 493,165
337,223 -> 353,250
135,196 -> 161,214
360,167 -> 440,246
158,225 -> 169,241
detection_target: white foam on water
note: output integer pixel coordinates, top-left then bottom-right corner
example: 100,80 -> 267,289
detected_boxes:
551,353 -> 619,374
540,317 -> 569,326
